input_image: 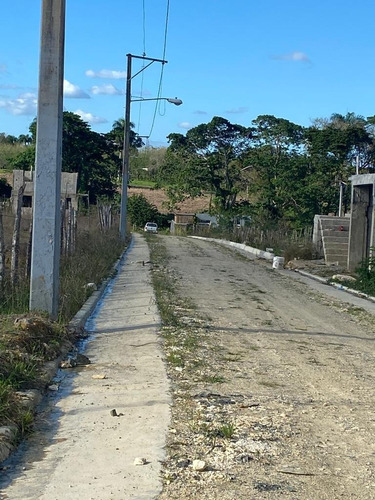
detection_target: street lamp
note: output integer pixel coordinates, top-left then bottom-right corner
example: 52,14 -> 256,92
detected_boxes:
119,53 -> 182,240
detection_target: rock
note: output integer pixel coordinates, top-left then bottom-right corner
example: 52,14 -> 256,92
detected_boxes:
84,282 -> 97,291
332,274 -> 356,283
60,357 -> 76,369
192,459 -> 207,471
48,384 -> 59,391
285,260 -> 300,270
76,354 -> 90,365
134,457 -> 147,466
92,374 -> 107,379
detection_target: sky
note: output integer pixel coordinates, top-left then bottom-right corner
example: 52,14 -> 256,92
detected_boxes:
1,0 -> 375,147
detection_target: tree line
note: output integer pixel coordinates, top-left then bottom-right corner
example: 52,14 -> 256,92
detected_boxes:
1,111 -> 374,229
157,113 -> 375,228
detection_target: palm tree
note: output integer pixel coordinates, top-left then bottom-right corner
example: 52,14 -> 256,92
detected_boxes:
107,119 -> 144,155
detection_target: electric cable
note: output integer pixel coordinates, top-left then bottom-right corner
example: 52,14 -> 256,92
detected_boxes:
147,0 -> 170,138
136,0 -> 147,134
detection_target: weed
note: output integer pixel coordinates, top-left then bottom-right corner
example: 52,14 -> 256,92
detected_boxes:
19,410 -> 34,436
259,380 -> 282,388
167,353 -> 184,367
218,422 -> 236,439
5,359 -> 38,389
0,380 -> 14,424
201,374 -> 226,384
183,334 -> 199,351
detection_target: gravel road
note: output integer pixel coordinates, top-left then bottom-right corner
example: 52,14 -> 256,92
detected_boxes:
157,235 -> 375,499
1,234 -> 374,500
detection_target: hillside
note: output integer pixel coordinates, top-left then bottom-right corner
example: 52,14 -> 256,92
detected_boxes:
127,186 -> 211,214
2,171 -> 211,215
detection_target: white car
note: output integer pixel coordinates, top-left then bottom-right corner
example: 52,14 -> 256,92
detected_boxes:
144,222 -> 158,233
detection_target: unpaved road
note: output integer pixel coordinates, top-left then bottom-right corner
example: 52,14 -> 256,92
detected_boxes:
158,236 -> 375,499
1,234 -> 374,500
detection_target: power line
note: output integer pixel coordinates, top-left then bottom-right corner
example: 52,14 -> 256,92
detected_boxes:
136,0 -> 147,134
147,0 -> 170,138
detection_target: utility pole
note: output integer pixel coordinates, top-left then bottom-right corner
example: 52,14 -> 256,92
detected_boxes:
119,54 -> 132,240
29,0 -> 66,318
119,54 -> 168,240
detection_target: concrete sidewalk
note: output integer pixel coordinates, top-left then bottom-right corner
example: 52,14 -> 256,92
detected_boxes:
0,233 -> 171,500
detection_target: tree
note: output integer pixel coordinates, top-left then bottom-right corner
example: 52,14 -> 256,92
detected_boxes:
11,113 -> 121,203
245,115 -> 306,224
127,193 -> 158,228
159,116 -> 251,212
106,119 -> 144,155
131,146 -> 167,182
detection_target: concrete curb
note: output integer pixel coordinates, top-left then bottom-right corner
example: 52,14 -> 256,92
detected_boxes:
189,236 -> 275,261
190,235 -> 375,304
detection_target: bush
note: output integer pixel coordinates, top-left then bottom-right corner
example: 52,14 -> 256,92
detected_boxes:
0,177 -> 11,198
128,193 -> 158,228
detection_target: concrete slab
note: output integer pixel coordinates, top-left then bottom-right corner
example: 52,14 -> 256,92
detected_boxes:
0,233 -> 171,500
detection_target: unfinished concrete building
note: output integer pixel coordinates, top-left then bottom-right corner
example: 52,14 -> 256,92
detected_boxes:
12,169 -> 78,214
347,174 -> 375,272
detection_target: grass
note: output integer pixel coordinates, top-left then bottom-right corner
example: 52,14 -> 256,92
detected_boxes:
0,210 -> 126,321
218,422 -> 236,439
201,374 -> 226,384
128,179 -> 157,188
0,212 -> 128,442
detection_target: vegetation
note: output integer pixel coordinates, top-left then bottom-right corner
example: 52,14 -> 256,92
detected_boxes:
0,212 -> 125,321
127,193 -> 158,229
0,213 -> 126,441
157,112 -> 375,229
331,252 -> 375,297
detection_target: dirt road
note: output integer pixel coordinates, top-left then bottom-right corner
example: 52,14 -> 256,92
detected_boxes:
157,236 -> 375,499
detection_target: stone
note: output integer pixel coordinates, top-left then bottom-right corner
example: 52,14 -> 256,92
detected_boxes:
134,457 -> 147,466
192,459 -> 207,471
332,274 -> 356,283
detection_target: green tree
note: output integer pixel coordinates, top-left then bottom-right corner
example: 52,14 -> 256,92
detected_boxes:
127,193 -> 158,228
159,116 -> 251,212
245,115 -> 305,225
106,119 -> 144,155
11,113 -> 121,203
131,146 -> 167,182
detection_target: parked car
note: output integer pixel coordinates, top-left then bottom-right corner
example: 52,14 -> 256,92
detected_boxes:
144,222 -> 158,233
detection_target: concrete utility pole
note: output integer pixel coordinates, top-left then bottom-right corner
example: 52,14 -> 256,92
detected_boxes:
29,0 -> 66,318
119,53 -> 132,240
119,54 -> 183,240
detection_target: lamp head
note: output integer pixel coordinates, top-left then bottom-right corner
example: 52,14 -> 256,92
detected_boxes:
167,98 -> 183,106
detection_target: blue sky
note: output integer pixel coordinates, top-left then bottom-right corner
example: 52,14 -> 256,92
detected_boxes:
1,0 -> 375,146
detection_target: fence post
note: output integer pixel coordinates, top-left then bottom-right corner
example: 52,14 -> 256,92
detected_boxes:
11,185 -> 24,286
0,207 -> 5,283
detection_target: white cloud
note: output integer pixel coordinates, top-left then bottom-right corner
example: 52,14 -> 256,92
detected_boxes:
0,84 -> 22,89
91,83 -> 123,95
272,51 -> 311,63
74,109 -> 108,125
0,92 -> 37,115
0,64 -> 7,74
193,110 -> 208,115
178,122 -> 192,130
85,69 -> 126,79
225,106 -> 248,114
64,79 -> 90,98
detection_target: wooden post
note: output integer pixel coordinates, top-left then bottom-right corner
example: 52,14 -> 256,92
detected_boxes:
11,185 -> 24,286
0,207 -> 5,283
